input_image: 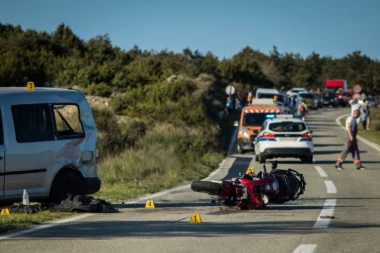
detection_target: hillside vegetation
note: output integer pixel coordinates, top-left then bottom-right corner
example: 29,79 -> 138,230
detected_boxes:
1,22 -> 379,202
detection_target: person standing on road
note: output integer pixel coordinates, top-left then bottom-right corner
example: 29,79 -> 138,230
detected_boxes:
335,109 -> 366,170
349,95 -> 362,124
362,99 -> 371,131
226,95 -> 233,114
247,92 -> 252,105
298,101 -> 308,120
288,94 -> 297,114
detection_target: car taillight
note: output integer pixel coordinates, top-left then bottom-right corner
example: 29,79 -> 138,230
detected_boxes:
301,132 -> 312,138
263,132 -> 276,138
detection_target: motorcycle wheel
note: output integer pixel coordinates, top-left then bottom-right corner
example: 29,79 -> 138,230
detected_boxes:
191,181 -> 222,195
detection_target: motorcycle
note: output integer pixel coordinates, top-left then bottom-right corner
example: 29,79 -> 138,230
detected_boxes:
191,161 -> 306,210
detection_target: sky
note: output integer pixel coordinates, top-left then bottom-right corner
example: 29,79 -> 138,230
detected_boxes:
0,0 -> 379,60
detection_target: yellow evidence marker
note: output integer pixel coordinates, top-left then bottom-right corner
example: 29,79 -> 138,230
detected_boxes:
190,213 -> 202,223
1,208 -> 10,216
245,167 -> 255,176
145,200 -> 155,208
26,81 -> 36,91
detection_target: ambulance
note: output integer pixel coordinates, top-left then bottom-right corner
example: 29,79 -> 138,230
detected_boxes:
235,99 -> 283,154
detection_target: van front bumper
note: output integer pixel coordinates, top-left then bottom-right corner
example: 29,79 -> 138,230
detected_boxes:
84,177 -> 102,194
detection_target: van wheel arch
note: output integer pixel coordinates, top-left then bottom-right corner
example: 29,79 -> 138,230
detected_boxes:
49,167 -> 85,204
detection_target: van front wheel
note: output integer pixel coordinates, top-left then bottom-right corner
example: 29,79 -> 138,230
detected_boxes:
50,172 -> 85,204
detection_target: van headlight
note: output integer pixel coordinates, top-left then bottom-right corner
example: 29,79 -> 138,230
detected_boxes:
239,129 -> 250,138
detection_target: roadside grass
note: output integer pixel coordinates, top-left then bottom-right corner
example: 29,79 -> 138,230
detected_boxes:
94,122 -> 224,202
339,108 -> 380,146
0,210 -> 74,234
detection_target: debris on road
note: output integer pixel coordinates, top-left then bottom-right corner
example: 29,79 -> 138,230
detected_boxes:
4,195 -> 118,214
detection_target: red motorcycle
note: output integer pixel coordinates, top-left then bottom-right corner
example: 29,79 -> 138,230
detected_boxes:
191,161 -> 306,209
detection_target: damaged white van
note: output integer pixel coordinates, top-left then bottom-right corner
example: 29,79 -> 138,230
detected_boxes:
0,83 -> 101,206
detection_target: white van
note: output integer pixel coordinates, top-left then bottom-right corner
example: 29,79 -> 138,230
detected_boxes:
255,88 -> 288,111
0,83 -> 101,206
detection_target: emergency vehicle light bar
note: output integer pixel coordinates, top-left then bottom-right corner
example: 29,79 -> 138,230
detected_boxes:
266,114 -> 302,119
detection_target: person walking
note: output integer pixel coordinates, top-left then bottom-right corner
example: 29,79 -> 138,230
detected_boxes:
335,109 -> 366,170
297,101 -> 308,121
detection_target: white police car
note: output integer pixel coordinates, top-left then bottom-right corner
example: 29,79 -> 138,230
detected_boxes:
254,114 -> 313,163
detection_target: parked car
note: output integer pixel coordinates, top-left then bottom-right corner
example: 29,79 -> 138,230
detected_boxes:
0,82 -> 101,206
311,92 -> 324,108
322,90 -> 339,107
298,92 -> 318,110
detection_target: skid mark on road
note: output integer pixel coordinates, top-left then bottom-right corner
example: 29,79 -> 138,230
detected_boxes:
315,166 -> 328,177
292,244 -> 317,253
314,199 -> 337,228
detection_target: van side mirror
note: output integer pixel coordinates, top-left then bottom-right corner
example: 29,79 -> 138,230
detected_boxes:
310,130 -> 313,134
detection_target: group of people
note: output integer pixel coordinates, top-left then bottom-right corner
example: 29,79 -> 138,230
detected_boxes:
218,92 -> 244,129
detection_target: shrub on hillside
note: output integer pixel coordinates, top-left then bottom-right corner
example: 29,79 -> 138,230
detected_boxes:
85,82 -> 112,97
92,107 -> 147,157
109,79 -> 209,126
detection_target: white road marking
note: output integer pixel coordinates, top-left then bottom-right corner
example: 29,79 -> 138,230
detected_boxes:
314,199 -> 337,228
315,166 -> 328,177
292,244 -> 317,253
336,114 -> 380,151
0,213 -> 94,241
324,180 -> 337,193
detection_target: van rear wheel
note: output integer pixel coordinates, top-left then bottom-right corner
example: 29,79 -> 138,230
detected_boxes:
50,172 -> 85,204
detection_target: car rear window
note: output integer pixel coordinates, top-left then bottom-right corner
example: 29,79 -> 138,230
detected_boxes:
268,121 -> 306,132
243,113 -> 275,126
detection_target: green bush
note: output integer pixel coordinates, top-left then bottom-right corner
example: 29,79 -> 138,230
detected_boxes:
85,82 -> 112,97
92,107 -> 147,157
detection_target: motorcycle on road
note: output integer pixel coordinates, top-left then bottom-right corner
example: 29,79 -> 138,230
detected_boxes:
191,161 -> 306,209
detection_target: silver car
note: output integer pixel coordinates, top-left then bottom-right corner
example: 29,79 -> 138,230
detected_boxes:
0,84 -> 101,206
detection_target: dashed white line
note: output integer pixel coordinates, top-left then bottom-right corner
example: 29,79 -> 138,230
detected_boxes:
292,244 -> 317,253
324,180 -> 337,194
314,199 -> 337,228
315,166 -> 328,177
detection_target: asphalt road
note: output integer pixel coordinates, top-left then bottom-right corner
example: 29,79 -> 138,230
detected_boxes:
1,107 -> 380,253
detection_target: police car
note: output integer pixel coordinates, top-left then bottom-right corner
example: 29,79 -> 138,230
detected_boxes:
253,114 -> 313,163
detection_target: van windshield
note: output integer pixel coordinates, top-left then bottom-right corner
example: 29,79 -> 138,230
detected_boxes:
243,113 -> 272,126
258,93 -> 284,103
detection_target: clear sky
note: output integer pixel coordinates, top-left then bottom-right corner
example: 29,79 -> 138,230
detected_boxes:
0,0 -> 379,60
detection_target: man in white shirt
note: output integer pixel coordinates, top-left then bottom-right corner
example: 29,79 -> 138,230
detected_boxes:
335,109 -> 365,170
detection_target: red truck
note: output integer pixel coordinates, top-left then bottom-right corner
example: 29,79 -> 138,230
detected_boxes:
325,79 -> 348,106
